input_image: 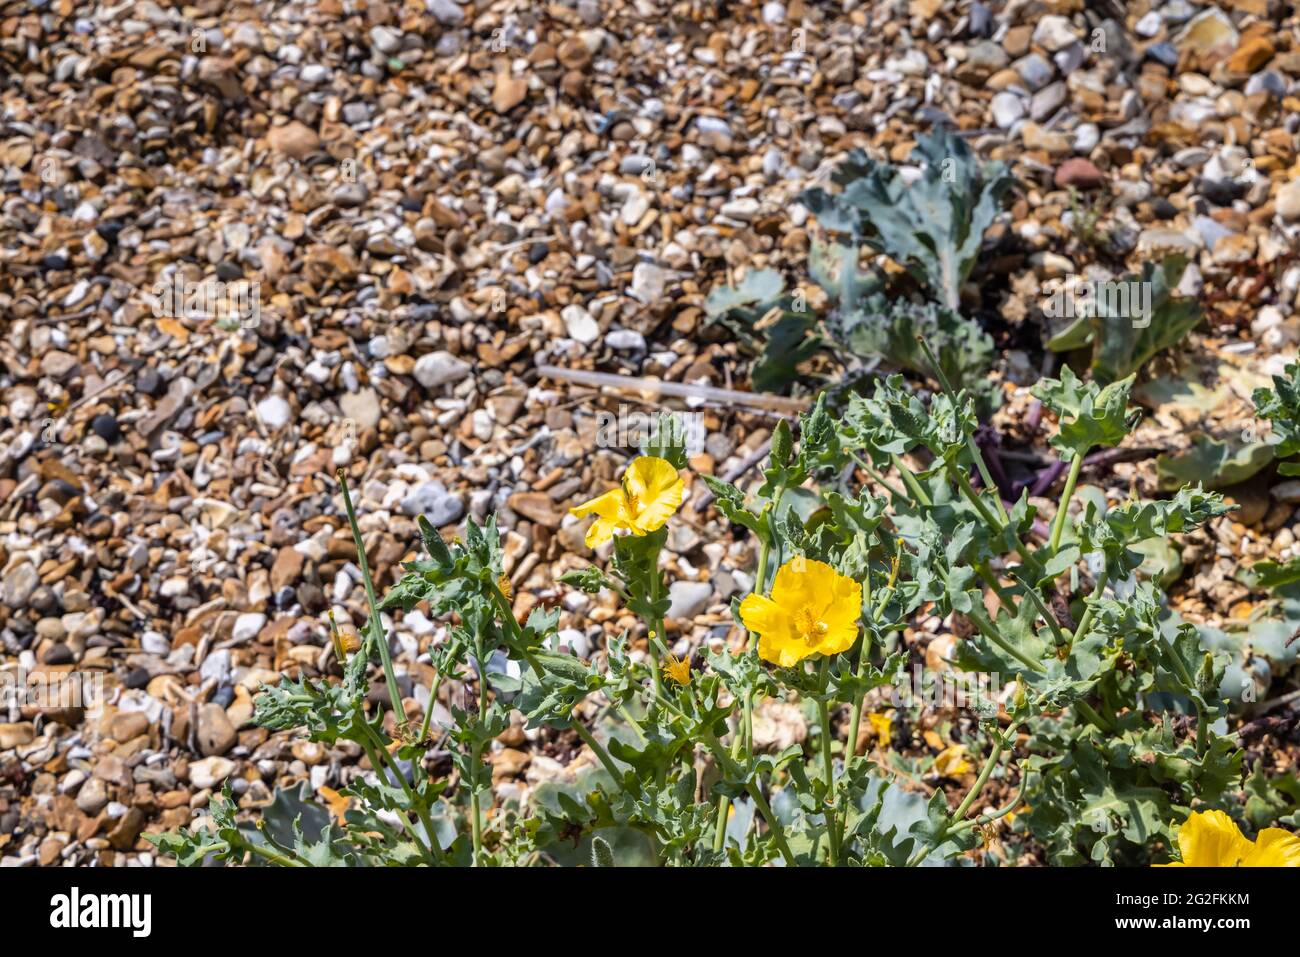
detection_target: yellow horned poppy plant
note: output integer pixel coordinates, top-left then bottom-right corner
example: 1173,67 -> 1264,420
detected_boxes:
569,455 -> 684,548
1156,810 -> 1300,867
739,557 -> 863,667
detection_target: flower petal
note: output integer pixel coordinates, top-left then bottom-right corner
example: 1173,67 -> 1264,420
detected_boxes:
1176,810 -> 1252,867
739,593 -> 790,641
584,516 -> 622,549
814,570 -> 863,656
1243,828 -> 1300,867
570,487 -> 628,522
769,556 -> 832,611
624,456 -> 684,533
758,630 -> 808,668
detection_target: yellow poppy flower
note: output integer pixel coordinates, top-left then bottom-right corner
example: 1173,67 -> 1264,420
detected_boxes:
1156,810 -> 1300,867
867,711 -> 893,749
569,455 -> 684,548
662,652 -> 691,686
738,557 -> 863,667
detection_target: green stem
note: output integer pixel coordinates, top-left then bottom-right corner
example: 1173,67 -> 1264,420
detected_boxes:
360,737 -> 437,865
843,633 -> 872,777
418,673 -> 444,744
243,836 -> 306,867
573,719 -> 625,785
947,763 -> 1032,836
701,727 -> 796,867
974,561 -> 1016,609
617,704 -> 648,744
712,790 -> 731,854
849,450 -> 907,501
1071,571 -> 1108,646
469,771 -> 483,867
908,736 -> 1006,867
1011,570 -> 1066,647
891,453 -> 932,506
337,469 -> 407,725
1075,699 -> 1113,733
817,660 -> 839,866
950,736 -> 1005,824
713,491 -> 781,852
950,465 -> 1040,574
1049,453 -> 1085,552
747,780 -> 798,868
967,605 -> 1041,673
1194,703 -> 1208,757
915,334 -> 1008,524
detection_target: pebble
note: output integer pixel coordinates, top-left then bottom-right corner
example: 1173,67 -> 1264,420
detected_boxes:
666,581 -> 713,620
189,757 -> 237,790
1032,16 -> 1077,53
232,612 -> 267,643
3,0 -> 1297,869
562,304 -> 600,344
414,351 -> 472,390
1276,178 -> 1300,222
400,481 -> 465,526
991,92 -> 1025,129
1054,158 -> 1105,189
196,704 -> 237,756
256,395 -> 292,431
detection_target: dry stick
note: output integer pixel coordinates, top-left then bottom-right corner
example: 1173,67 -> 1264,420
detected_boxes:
694,438 -> 774,513
537,364 -> 812,416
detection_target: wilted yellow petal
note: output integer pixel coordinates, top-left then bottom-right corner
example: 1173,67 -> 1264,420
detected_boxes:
868,712 -> 893,749
318,786 -> 351,825
662,652 -> 692,686
934,744 -> 972,777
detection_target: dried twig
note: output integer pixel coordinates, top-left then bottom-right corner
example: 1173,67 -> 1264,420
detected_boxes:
538,364 -> 810,416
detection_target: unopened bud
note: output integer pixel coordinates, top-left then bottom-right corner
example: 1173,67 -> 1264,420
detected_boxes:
771,418 -> 794,467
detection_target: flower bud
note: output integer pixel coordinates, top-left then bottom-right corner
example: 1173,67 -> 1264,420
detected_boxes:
771,418 -> 794,467
1196,651 -> 1217,696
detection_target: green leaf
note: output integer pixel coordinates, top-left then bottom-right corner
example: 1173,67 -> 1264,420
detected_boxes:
1155,435 -> 1272,491
801,129 -> 1013,309
1253,361 -> 1300,462
832,296 -> 998,413
1032,366 -> 1139,460
703,268 -> 785,316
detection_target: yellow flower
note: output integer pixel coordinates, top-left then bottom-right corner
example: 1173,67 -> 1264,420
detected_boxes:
867,712 -> 893,749
738,557 -> 863,667
1156,810 -> 1300,867
569,456 -> 684,548
934,744 -> 972,777
662,652 -> 691,686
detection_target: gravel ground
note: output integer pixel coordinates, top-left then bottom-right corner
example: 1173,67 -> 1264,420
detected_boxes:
3,0 -> 1300,866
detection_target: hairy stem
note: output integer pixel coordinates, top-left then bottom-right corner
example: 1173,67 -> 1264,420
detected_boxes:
1049,453 -> 1085,552
338,469 -> 407,725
